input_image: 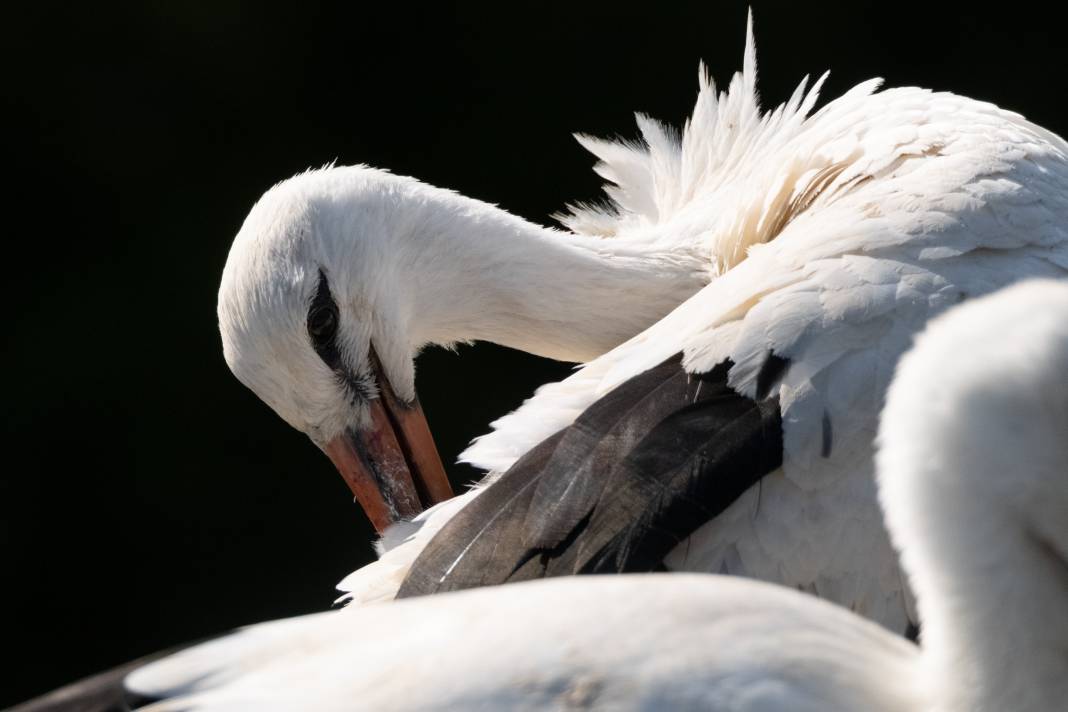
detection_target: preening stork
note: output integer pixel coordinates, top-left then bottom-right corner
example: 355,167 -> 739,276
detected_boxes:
215,15 -> 1068,634
45,279 -> 1068,711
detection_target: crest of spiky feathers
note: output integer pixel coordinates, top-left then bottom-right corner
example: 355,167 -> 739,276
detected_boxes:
558,12 -> 865,275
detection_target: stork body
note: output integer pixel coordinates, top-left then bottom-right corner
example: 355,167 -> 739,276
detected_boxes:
119,280 -> 1068,711
217,19 -> 1068,634
14,19 -> 1068,712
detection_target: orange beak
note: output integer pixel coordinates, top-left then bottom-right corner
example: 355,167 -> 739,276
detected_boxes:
322,352 -> 454,533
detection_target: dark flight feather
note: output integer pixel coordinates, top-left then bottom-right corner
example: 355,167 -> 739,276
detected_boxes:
397,353 -> 784,598
7,639 -> 208,712
6,663 -> 137,712
5,631 -> 231,708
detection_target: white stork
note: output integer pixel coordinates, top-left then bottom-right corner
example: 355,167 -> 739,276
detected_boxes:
215,15 -> 1068,635
75,280 -> 1068,711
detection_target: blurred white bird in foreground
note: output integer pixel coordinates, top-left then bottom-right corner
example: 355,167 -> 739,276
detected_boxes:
126,279 -> 1068,711
216,13 -> 1068,634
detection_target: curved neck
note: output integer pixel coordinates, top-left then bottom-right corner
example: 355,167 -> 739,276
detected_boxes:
389,189 -> 709,362
915,499 -> 1068,711
884,359 -> 1068,712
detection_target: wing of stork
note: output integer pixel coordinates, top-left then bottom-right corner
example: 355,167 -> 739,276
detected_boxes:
398,353 -> 783,594
396,86 -> 1068,614
101,576 -> 921,711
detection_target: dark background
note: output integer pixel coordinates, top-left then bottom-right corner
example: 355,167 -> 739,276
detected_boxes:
3,1 -> 1063,706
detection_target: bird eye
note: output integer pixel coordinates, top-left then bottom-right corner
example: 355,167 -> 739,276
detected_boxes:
308,305 -> 339,345
308,270 -> 342,360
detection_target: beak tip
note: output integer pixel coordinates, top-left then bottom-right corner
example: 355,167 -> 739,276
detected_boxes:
323,350 -> 455,530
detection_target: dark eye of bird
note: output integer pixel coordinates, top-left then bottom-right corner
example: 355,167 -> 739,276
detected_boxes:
308,270 -> 343,369
308,305 -> 338,345
307,269 -> 368,399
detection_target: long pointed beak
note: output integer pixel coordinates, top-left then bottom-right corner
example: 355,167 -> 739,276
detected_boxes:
322,354 -> 454,533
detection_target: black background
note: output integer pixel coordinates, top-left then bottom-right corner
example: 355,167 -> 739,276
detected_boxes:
3,1 -> 1063,706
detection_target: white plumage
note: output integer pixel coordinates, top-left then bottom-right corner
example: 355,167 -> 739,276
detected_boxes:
217,15 -> 1068,633
131,279 -> 1068,711
130,575 -> 921,711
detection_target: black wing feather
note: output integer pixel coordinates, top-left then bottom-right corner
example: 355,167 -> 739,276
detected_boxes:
521,356 -> 689,549
396,353 -> 784,598
7,637 -> 211,712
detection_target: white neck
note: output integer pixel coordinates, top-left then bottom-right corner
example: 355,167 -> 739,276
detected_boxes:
359,181 -> 710,363
913,483 -> 1068,712
877,283 -> 1068,712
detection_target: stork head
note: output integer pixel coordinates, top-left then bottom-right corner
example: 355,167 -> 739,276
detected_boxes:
217,166 -> 453,532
